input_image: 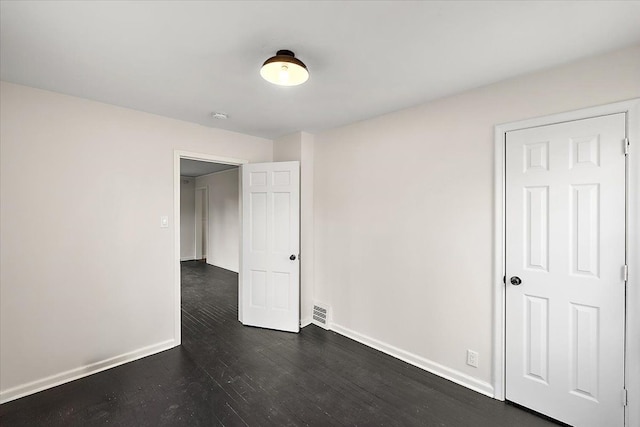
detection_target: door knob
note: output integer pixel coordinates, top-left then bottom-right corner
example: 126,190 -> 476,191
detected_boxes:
510,276 -> 522,286
290,255 -> 296,261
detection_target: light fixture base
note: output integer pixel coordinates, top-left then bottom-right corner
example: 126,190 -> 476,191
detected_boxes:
276,49 -> 295,57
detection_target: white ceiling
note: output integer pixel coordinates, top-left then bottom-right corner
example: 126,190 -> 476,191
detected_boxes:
180,159 -> 237,177
2,1 -> 639,139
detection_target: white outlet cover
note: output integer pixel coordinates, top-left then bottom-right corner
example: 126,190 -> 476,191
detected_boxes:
160,216 -> 169,228
466,350 -> 478,368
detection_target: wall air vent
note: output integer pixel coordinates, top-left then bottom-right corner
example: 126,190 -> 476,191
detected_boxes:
312,302 -> 330,329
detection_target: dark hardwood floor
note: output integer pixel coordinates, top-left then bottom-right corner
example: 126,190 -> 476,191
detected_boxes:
0,261 -> 559,426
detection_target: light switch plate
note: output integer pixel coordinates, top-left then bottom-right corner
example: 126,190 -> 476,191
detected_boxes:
160,216 -> 169,228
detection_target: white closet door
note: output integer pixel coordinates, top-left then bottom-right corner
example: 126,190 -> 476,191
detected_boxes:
505,114 -> 626,426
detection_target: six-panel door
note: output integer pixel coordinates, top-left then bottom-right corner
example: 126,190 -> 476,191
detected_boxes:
505,114 -> 626,426
240,161 -> 300,333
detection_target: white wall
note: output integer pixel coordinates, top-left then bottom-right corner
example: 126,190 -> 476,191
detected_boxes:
313,45 -> 640,394
196,169 -> 240,273
273,132 -> 315,325
273,132 -> 302,160
180,176 -> 196,261
0,82 -> 272,402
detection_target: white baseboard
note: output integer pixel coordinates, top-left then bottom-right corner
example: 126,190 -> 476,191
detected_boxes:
0,339 -> 177,404
330,323 -> 494,398
1,325 -> 494,404
300,317 -> 312,328
311,319 -> 330,330
180,257 -> 196,261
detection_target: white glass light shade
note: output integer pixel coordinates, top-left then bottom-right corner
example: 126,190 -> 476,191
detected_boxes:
260,50 -> 309,86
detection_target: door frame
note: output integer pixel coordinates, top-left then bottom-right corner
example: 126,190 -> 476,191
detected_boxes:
492,98 -> 640,426
173,150 -> 247,345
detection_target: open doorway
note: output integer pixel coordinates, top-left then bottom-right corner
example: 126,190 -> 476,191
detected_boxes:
180,160 -> 237,261
174,152 -> 303,341
173,151 -> 247,344
180,158 -> 239,268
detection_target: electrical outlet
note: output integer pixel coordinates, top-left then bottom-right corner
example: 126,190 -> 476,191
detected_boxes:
466,350 -> 479,368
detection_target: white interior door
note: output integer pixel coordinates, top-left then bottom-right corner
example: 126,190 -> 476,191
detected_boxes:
195,188 -> 203,260
505,114 -> 626,426
194,187 -> 208,260
200,188 -> 208,260
240,161 -> 300,333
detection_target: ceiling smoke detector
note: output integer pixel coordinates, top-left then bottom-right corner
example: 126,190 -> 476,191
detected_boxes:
211,112 -> 228,120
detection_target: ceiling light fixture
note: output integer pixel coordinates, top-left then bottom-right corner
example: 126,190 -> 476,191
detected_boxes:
260,50 -> 309,86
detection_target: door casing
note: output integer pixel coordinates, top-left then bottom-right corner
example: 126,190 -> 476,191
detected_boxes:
493,98 -> 640,426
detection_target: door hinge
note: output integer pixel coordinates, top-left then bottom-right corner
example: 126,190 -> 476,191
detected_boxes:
503,275 -> 506,285
624,265 -> 629,282
624,137 -> 630,155
622,388 -> 628,407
